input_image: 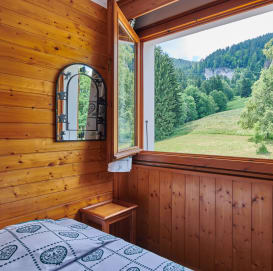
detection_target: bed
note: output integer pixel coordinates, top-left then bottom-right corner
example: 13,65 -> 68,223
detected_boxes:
0,218 -> 192,271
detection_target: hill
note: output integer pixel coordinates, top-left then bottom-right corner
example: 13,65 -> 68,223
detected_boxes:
155,97 -> 273,159
172,33 -> 273,77
202,32 -> 273,72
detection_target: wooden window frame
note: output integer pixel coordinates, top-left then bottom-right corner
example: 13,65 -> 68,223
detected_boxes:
107,0 -> 143,162
134,0 -> 273,178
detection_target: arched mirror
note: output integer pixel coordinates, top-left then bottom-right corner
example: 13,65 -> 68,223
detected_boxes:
56,63 -> 106,141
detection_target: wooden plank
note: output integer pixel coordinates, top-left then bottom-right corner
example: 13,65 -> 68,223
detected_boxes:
0,123 -> 53,139
0,57 -> 57,83
215,178 -> 233,271
118,0 -> 179,19
113,173 -> 119,199
58,0 -> 107,21
185,175 -> 200,268
233,181 -> 252,271
0,0 -> 106,38
0,162 -> 107,188
0,149 -> 103,172
0,181 -> 113,222
0,138 -> 104,156
0,24 -> 106,66
0,40 -> 107,74
0,73 -> 53,95
24,0 -> 107,35
200,176 -> 216,271
137,168 -> 149,247
0,192 -> 112,229
172,172 -> 185,264
148,169 -> 160,253
117,173 -> 129,201
0,90 -> 53,109
159,171 -> 172,259
0,106 -> 53,124
135,153 -> 273,180
0,172 -> 108,204
128,167 -> 138,203
251,183 -> 272,271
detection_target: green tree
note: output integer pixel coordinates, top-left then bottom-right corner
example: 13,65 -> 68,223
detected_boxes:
200,75 -> 225,95
177,93 -> 188,125
175,68 -> 188,91
263,38 -> 273,60
237,69 -> 254,97
78,74 -> 91,130
210,90 -> 228,112
118,43 -> 135,145
222,80 -> 234,100
178,93 -> 198,122
155,47 -> 179,140
240,38 -> 273,141
185,85 -> 217,118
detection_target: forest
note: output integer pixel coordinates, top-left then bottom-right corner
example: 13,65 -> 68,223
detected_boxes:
155,33 -> 273,157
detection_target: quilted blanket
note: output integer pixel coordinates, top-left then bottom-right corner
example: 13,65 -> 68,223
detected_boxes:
0,218 -> 192,271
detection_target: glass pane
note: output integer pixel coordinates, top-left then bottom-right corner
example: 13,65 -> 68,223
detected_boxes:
78,74 -> 92,131
118,21 -> 136,151
56,64 -> 106,141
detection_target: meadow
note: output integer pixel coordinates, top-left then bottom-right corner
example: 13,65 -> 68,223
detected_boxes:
155,96 -> 273,159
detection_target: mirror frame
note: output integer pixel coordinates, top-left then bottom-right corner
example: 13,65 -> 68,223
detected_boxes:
55,63 -> 107,142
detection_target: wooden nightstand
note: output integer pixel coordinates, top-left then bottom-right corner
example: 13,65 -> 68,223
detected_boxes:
80,200 -> 138,243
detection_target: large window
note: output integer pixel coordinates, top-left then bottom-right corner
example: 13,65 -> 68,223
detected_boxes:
145,9 -> 273,159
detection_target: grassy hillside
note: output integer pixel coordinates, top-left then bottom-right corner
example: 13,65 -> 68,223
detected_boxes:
155,97 -> 273,158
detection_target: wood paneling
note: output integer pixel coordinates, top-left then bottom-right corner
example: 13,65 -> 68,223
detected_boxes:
215,178 -> 233,271
159,171 -> 172,259
115,165 -> 273,271
118,0 -> 179,19
251,183 -> 272,271
200,176 -> 215,271
233,181 -> 252,270
137,168 -> 149,248
185,175 -> 200,268
0,0 -> 112,228
171,173 -> 185,263
148,169 -> 160,253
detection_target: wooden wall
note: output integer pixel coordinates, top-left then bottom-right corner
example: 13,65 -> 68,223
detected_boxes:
0,0 -> 112,228
115,165 -> 273,271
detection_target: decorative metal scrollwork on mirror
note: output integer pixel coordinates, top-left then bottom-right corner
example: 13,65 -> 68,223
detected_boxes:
56,63 -> 106,142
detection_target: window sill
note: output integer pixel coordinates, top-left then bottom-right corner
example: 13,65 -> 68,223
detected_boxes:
133,151 -> 273,180
114,147 -> 142,160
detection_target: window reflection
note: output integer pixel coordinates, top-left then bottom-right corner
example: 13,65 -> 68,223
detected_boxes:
118,21 -> 136,151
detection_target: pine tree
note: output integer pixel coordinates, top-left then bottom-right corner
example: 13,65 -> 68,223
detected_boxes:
155,47 -> 179,141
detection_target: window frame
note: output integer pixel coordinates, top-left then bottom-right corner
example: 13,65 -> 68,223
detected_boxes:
107,0 -> 143,162
136,0 -> 273,177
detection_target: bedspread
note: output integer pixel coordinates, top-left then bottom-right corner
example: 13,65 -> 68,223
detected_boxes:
0,218 -> 192,271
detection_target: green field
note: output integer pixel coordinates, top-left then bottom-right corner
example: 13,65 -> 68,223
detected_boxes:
155,97 -> 273,159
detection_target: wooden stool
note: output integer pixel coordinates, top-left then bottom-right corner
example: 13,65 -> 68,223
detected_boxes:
80,200 -> 138,243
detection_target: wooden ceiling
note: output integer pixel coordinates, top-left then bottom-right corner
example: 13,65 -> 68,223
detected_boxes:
118,0 -> 273,41
118,0 -> 179,19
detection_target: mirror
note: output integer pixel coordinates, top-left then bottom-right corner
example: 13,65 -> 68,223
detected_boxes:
56,64 -> 106,141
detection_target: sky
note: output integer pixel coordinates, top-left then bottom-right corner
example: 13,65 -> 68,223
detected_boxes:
159,10 -> 273,61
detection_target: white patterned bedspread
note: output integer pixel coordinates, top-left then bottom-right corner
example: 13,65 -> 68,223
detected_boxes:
0,218 -> 192,271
